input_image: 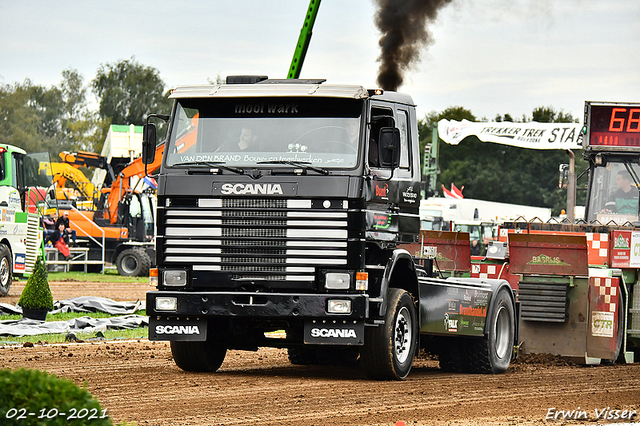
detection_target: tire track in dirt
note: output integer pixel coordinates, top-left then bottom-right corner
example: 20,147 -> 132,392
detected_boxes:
4,280 -> 639,425
5,341 -> 639,425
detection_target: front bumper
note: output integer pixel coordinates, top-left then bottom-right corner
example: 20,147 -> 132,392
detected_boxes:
146,291 -> 369,319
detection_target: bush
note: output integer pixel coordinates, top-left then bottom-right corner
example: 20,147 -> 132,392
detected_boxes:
17,256 -> 53,311
0,368 -> 112,426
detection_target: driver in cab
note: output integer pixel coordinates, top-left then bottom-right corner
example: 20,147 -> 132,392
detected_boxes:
218,126 -> 258,152
604,170 -> 639,215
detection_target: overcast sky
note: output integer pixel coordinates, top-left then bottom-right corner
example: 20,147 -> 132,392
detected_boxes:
1,0 -> 639,122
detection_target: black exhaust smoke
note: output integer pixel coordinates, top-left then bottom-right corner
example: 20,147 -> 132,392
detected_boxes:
374,0 -> 453,91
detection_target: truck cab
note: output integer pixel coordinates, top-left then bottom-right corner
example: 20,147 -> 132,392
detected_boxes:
0,145 -> 49,295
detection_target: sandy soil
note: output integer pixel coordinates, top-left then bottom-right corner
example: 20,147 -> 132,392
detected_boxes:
3,279 -> 150,305
2,281 -> 639,426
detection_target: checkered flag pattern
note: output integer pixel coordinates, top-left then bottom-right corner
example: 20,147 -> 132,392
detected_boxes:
586,233 -> 609,266
471,263 -> 499,279
591,277 -> 618,313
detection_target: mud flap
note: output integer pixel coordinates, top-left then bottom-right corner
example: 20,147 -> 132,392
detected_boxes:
587,277 -> 619,360
149,317 -> 207,341
304,320 -> 364,345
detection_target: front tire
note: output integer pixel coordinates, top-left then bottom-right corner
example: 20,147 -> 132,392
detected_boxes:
115,247 -> 151,276
170,339 -> 227,372
361,288 -> 417,380
0,244 -> 12,296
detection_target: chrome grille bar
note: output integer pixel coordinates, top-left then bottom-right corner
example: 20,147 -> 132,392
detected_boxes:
162,198 -> 349,281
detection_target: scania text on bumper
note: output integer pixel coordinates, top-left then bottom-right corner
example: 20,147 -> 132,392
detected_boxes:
149,316 -> 207,341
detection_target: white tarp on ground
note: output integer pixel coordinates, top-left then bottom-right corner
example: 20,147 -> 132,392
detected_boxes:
0,315 -> 148,337
0,296 -> 145,316
0,296 -> 148,337
438,119 -> 583,150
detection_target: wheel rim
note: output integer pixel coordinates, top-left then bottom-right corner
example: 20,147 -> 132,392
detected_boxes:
120,254 -> 139,275
394,306 -> 412,364
493,305 -> 511,360
0,256 -> 9,288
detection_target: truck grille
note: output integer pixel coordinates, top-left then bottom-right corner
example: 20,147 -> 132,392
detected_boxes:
161,198 -> 349,282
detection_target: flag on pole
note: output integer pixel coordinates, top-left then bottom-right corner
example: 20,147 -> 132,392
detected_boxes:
442,183 -> 464,199
451,183 -> 464,199
143,176 -> 157,190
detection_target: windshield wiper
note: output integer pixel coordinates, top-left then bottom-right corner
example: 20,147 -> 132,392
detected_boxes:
174,161 -> 244,175
257,160 -> 329,175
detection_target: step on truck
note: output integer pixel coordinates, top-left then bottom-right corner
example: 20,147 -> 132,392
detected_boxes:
144,76 -> 518,379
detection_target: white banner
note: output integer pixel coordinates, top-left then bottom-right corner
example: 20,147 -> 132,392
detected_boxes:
438,119 -> 583,150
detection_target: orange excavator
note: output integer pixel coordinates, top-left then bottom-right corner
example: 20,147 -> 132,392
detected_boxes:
54,143 -> 164,276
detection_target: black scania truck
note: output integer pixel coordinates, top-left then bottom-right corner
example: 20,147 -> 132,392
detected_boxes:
144,76 -> 517,380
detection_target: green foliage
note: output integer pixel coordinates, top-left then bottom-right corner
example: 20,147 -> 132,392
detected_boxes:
92,57 -> 172,133
17,257 -> 53,311
43,270 -> 150,283
0,59 -> 171,157
0,70 -> 101,157
0,368 -> 112,426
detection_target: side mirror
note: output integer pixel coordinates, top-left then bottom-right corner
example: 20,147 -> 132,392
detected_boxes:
558,163 -> 569,189
378,127 -> 400,168
142,123 -> 157,165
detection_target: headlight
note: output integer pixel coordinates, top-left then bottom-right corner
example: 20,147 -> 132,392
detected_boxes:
164,270 -> 187,287
155,297 -> 177,311
325,272 -> 351,290
328,299 -> 352,314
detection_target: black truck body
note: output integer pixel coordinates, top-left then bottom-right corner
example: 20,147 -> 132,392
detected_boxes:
145,77 -> 516,379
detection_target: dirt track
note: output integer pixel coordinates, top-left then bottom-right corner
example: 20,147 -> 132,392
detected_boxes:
2,281 -> 640,425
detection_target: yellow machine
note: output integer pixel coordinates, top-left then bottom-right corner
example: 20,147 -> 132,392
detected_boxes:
47,162 -> 96,205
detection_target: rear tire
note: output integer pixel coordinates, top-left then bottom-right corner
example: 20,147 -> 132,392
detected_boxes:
465,288 -> 515,374
116,247 -> 151,276
361,288 -> 417,380
0,244 -> 12,297
437,338 -> 465,373
170,339 -> 227,372
603,294 -> 625,365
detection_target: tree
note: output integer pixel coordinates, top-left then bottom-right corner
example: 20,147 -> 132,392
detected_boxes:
0,70 -> 100,157
17,256 -> 53,312
0,81 -> 43,153
92,57 -> 172,127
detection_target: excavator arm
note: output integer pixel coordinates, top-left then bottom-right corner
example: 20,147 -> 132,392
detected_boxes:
49,163 -> 95,200
104,143 -> 164,224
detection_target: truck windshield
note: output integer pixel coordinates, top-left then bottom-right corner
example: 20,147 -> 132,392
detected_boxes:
587,160 -> 640,224
165,97 -> 363,169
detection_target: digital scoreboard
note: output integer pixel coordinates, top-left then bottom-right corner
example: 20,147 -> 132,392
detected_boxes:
585,101 -> 640,150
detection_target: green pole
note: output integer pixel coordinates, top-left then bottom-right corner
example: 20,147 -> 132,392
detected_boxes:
423,126 -> 439,197
287,0 -> 322,79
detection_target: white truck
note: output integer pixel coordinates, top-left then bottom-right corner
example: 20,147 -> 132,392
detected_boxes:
0,144 -> 46,295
